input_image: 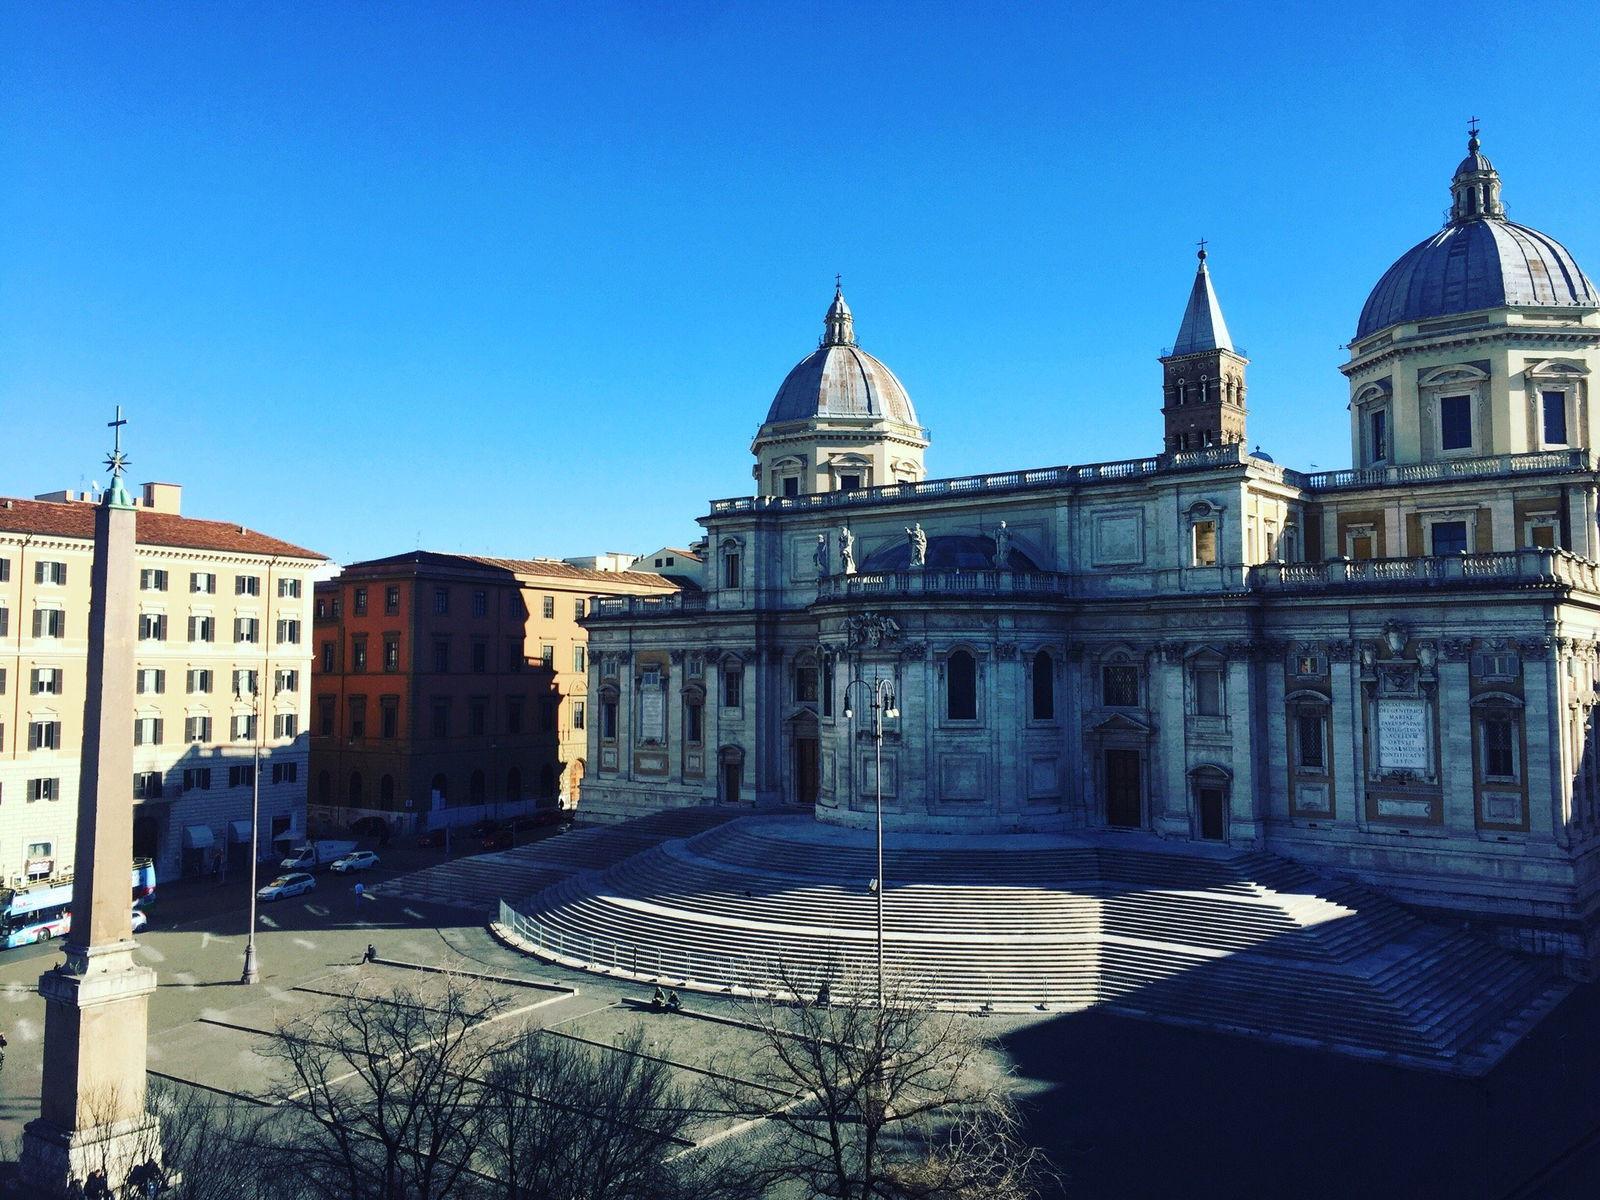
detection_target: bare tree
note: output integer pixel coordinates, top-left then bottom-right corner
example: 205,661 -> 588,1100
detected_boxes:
714,964 -> 1050,1200
258,977 -> 511,1200
145,1078 -> 290,1200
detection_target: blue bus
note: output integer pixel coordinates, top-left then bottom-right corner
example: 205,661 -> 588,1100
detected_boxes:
0,859 -> 157,949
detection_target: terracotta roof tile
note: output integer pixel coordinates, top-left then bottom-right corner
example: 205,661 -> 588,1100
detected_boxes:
0,497 -> 326,560
343,550 -> 693,590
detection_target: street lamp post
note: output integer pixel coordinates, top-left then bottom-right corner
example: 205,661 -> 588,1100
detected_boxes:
842,676 -> 898,1009
240,677 -> 263,984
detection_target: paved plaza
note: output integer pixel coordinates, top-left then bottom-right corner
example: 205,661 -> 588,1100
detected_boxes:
2,831 -> 1599,1197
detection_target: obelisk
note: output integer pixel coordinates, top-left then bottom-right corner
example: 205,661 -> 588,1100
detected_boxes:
21,410 -> 162,1191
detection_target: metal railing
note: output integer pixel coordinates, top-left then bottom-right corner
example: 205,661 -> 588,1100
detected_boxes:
1250,547 -> 1600,592
1299,449 -> 1591,491
589,592 -> 708,619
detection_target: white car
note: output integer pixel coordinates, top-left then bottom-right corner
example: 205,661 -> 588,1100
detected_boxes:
330,851 -> 380,874
258,872 -> 316,902
131,909 -> 148,933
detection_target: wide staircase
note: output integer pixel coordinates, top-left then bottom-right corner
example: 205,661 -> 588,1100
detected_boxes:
496,813 -> 1566,1074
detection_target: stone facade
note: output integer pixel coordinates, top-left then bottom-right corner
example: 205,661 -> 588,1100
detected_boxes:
582,133 -> 1600,969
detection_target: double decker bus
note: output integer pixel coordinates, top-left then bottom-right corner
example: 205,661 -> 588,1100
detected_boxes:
0,859 -> 157,949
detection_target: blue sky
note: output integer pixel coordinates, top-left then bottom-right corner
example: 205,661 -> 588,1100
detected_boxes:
3,3 -> 1597,565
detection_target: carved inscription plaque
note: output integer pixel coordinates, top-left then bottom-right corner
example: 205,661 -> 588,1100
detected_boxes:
640,690 -> 665,741
1377,699 -> 1428,770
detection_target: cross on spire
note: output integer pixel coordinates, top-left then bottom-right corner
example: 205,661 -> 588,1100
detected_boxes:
1467,115 -> 1480,137
1196,237 -> 1208,262
102,405 -> 133,507
835,272 -> 842,293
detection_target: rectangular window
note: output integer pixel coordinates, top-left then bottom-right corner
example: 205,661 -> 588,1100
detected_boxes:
351,637 -> 368,672
318,695 -> 335,735
188,615 -> 216,643
431,698 -> 450,738
228,765 -> 255,788
472,590 -> 487,617
321,641 -> 336,673
232,669 -> 259,697
28,778 -> 60,802
1529,523 -> 1557,549
1430,520 -> 1469,556
507,639 -> 523,671
183,767 -> 211,791
0,606 -> 8,637
507,696 -> 524,734
821,657 -> 835,717
1483,713 -> 1518,780
783,476 -> 801,497
572,699 -> 585,730
574,598 -> 586,619
433,639 -> 450,673
139,613 -> 167,642
723,665 -> 743,709
231,713 -> 258,742
278,577 -> 301,599
602,698 -> 618,739
134,716 -> 164,746
272,761 -> 299,784
31,667 -> 63,695
236,574 -> 261,596
233,616 -> 259,644
184,715 -> 212,743
434,588 -> 450,615
273,713 -> 299,739
276,619 -> 301,645
133,770 -> 163,799
380,697 -> 398,739
34,608 -> 67,639
275,668 -> 299,694
794,664 -> 818,703
0,557 -> 8,581
28,720 -> 63,750
472,641 -> 488,673
191,571 -> 217,594
573,645 -> 586,673
470,698 -> 488,735
1541,391 -> 1568,446
1102,664 -> 1139,708
187,668 -> 214,694
542,595 -> 555,619
1370,409 -> 1388,462
838,474 -> 861,491
353,588 -> 368,615
1194,667 -> 1224,716
385,586 -> 400,614
347,696 -> 366,738
136,668 -> 166,695
1192,521 -> 1217,567
540,644 -> 554,669
1296,710 -> 1326,770
724,553 -> 742,589
139,568 -> 168,591
685,700 -> 702,743
383,637 -> 399,671
36,561 -> 67,585
1440,394 -> 1472,451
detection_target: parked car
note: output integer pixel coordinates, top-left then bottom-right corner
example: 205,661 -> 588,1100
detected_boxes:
279,840 -> 358,872
258,873 -> 316,902
331,851 -> 380,874
131,908 -> 148,933
481,827 -> 513,850
417,828 -> 448,848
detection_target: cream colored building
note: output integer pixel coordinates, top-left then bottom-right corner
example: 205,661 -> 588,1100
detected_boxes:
0,483 -> 324,885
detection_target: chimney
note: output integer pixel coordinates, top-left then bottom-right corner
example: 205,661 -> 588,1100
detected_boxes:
140,482 -> 182,515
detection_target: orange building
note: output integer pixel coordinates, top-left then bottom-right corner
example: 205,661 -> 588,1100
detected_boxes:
309,551 -> 682,833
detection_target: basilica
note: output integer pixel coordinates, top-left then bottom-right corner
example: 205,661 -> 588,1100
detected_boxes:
581,131 -> 1600,969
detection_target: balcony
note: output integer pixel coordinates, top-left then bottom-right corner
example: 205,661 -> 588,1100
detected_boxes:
1250,548 -> 1600,593
587,592 -> 708,620
1297,449 -> 1591,492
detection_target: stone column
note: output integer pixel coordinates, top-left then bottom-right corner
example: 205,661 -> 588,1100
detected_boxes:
23,482 -> 161,1192
1437,652 -> 1475,832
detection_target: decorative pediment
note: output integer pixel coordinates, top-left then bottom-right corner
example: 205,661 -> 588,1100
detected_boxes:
1187,762 -> 1234,781
1088,712 -> 1155,736
1419,364 -> 1489,388
1525,359 -> 1588,381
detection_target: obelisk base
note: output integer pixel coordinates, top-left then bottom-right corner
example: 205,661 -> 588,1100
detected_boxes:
20,952 -> 161,1194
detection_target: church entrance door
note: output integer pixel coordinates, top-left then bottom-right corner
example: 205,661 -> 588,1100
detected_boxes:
1198,786 -> 1227,840
794,738 -> 819,807
1105,749 -> 1142,828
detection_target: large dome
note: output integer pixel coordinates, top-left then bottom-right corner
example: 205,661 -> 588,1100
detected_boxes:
762,287 -> 919,427
1356,133 -> 1598,340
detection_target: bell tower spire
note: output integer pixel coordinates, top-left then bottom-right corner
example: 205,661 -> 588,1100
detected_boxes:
1159,245 -> 1249,454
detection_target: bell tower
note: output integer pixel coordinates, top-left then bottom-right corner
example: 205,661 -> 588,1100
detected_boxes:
1160,246 -> 1248,453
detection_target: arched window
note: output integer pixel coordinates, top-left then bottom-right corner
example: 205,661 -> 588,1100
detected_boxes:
379,774 -> 395,810
348,772 -> 363,806
506,767 -> 522,802
946,650 -> 977,721
1032,650 -> 1054,721
430,773 -> 448,805
469,769 -> 486,804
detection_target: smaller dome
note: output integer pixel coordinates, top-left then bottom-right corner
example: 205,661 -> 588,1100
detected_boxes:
762,285 -> 919,427
861,534 -> 1038,573
1251,445 -> 1275,463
